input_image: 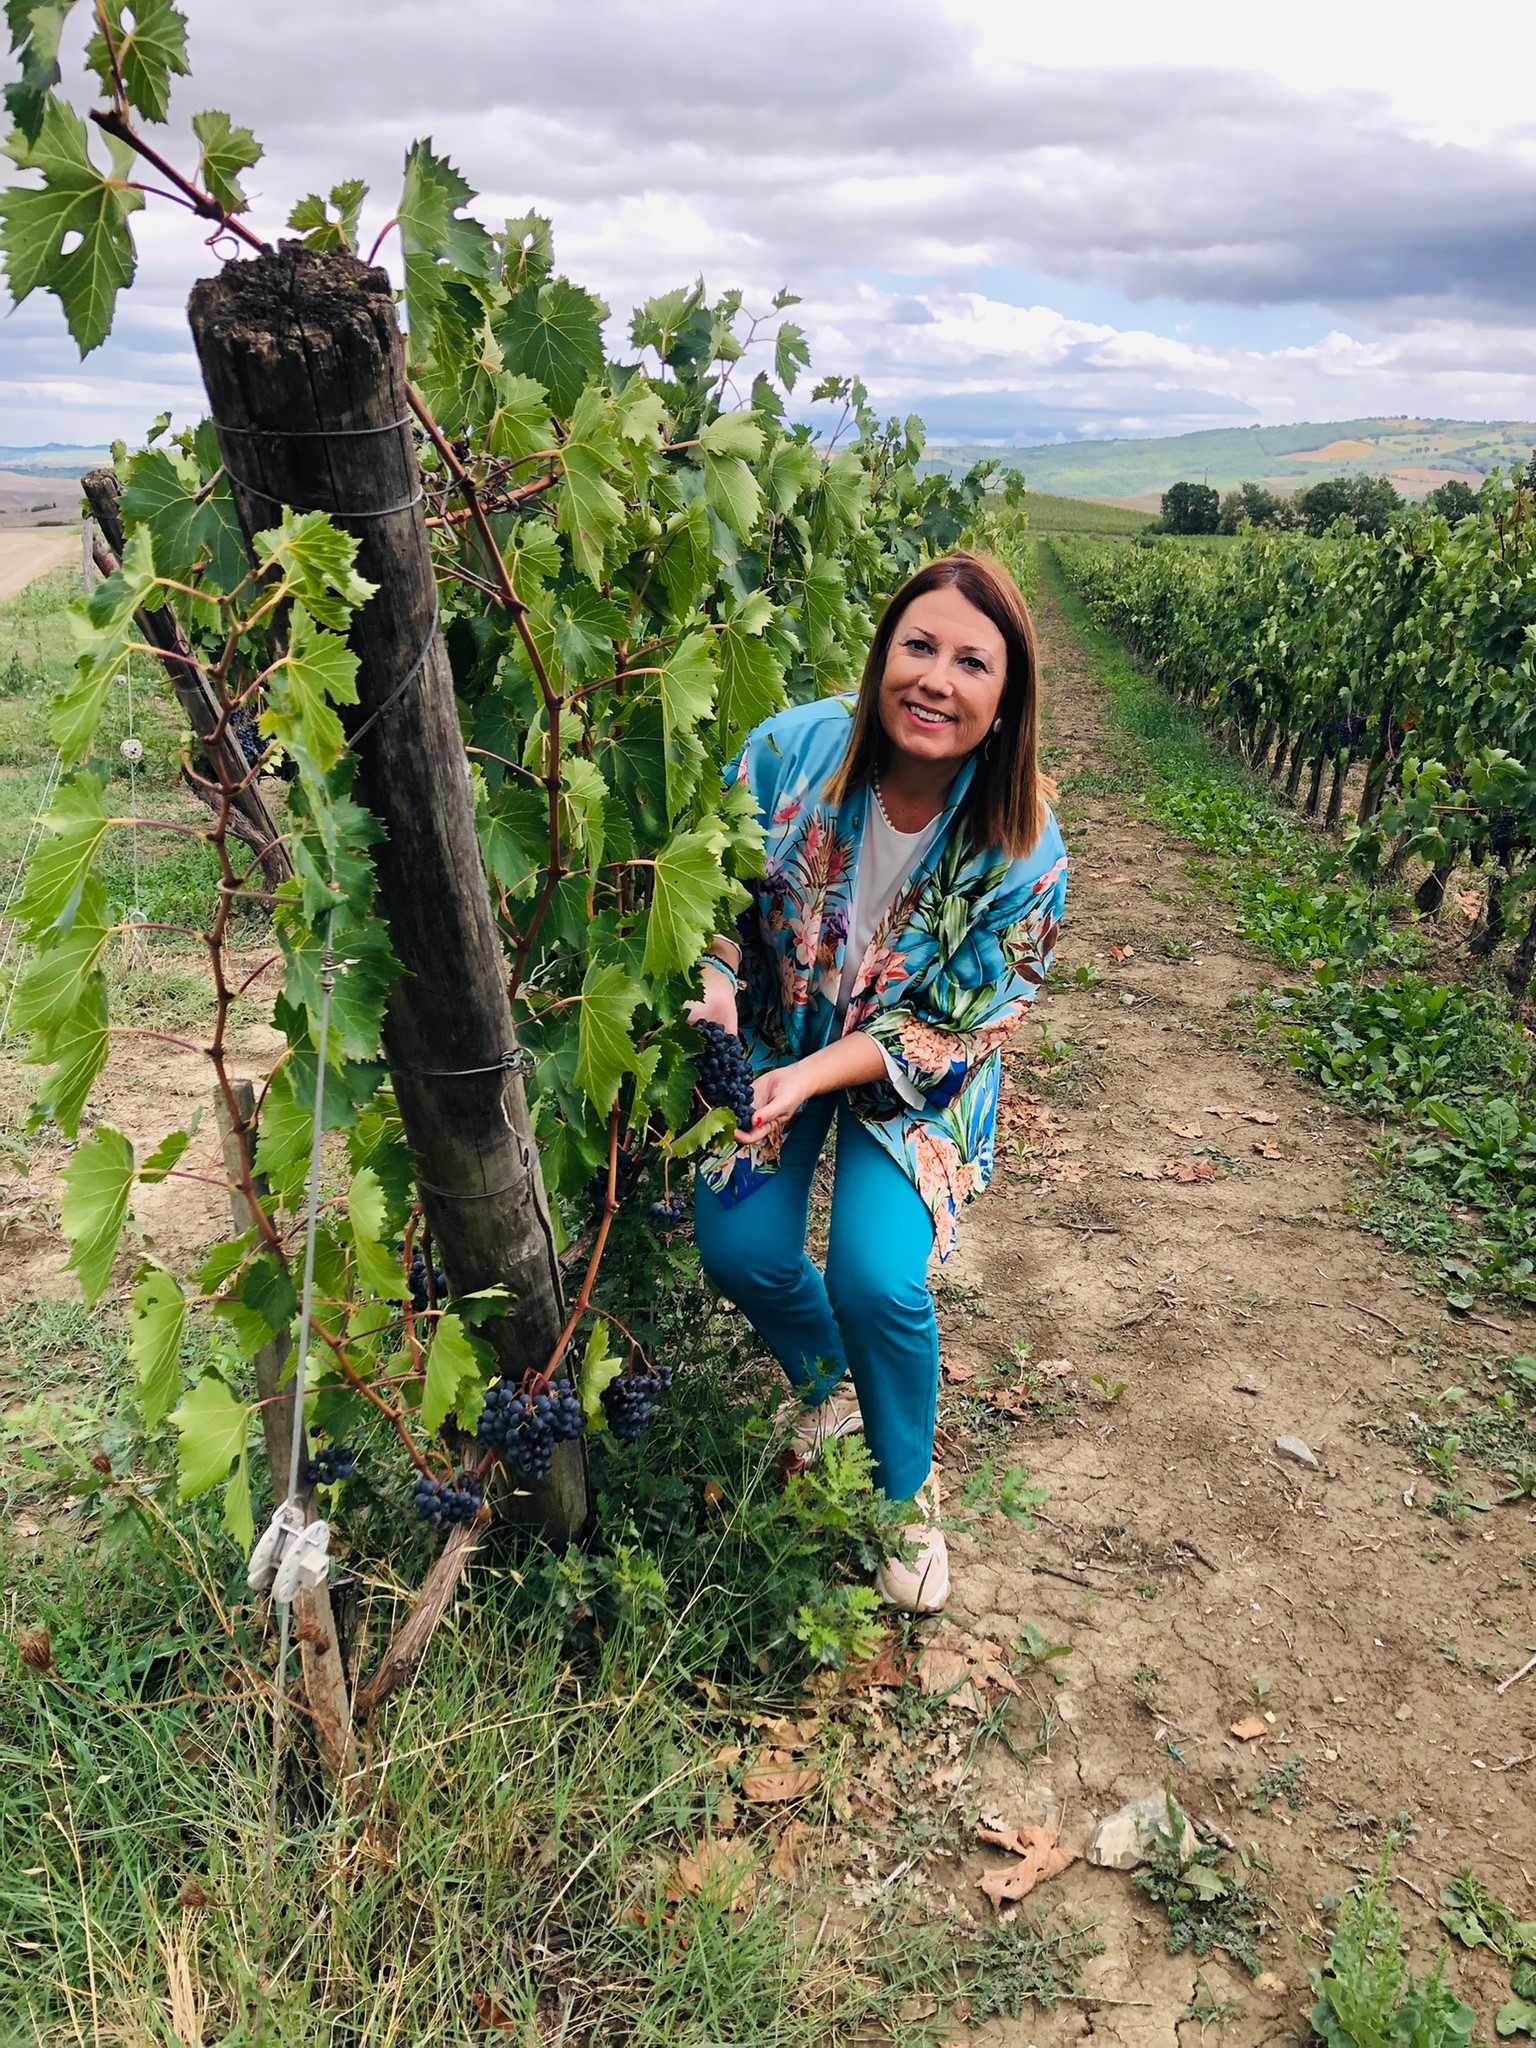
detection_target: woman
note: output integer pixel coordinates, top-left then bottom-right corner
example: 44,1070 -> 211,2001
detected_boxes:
689,552 -> 1068,1612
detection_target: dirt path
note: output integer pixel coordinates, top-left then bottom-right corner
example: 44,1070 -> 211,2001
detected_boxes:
927,565 -> 1536,2045
0,527 -> 79,601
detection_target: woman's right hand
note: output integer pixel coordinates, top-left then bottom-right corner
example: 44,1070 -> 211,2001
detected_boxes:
684,970 -> 738,1036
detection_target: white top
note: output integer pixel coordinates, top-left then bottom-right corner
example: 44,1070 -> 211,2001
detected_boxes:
836,794 -> 941,1106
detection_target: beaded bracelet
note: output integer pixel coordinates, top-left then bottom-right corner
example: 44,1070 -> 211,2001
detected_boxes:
699,954 -> 741,991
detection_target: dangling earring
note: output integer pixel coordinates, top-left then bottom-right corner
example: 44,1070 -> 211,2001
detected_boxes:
982,715 -> 1002,763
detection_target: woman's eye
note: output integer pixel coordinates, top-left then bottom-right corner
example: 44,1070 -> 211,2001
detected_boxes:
904,637 -> 934,654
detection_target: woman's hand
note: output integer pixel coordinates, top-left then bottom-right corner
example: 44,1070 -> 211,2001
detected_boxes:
684,967 -> 738,1036
739,1062 -> 810,1144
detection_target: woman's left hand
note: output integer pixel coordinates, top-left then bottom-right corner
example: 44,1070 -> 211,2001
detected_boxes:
738,1063 -> 810,1144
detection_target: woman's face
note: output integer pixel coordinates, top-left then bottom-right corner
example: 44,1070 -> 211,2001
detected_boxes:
877,584 -> 1008,774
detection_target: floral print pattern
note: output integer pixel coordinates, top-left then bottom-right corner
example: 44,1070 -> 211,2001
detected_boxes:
700,696 -> 1068,1258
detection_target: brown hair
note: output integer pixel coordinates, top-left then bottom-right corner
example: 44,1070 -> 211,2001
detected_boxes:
824,551 -> 1052,858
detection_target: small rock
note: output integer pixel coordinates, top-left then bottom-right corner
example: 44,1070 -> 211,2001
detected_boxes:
1274,1433 -> 1320,1470
1394,1703 -> 1413,1722
1086,1791 -> 1196,1871
1254,1970 -> 1287,1995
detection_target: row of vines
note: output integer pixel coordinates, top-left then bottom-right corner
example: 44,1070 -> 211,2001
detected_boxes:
1053,479 -> 1536,996
0,2 -> 1026,1564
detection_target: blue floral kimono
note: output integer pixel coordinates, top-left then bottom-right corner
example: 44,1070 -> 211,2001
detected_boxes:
699,696 -> 1069,1258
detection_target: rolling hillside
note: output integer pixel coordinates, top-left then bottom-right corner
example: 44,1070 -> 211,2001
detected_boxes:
925,417 -> 1536,500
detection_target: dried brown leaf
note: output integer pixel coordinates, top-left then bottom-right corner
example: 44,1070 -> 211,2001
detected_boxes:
1166,1121 -> 1203,1140
1243,1109 -> 1280,1126
768,1819 -> 813,1882
1253,1139 -> 1286,1159
1230,1714 -> 1267,1741
1163,1157 -> 1220,1184
670,1836 -> 756,1910
976,1822 -> 1077,1906
741,1764 -> 821,1804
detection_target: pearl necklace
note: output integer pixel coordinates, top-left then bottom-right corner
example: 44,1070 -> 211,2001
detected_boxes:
872,775 -> 938,836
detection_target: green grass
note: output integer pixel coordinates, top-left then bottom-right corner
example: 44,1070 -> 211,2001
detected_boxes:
1021,491 -> 1155,536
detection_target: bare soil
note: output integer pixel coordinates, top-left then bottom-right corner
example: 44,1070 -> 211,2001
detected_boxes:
0,526 -> 79,599
921,569 -> 1536,2044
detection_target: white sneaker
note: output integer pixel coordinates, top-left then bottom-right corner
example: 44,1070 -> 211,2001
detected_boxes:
781,1381 -> 864,1465
875,1479 -> 950,1613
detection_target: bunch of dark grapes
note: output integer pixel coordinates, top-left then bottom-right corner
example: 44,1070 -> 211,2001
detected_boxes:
1490,808 -> 1520,861
651,1191 -> 687,1230
304,1442 -> 356,1486
228,702 -> 265,771
692,1021 -> 756,1130
477,1378 -> 585,1479
412,1471 -> 484,1526
585,1147 -> 638,1216
408,1250 -> 448,1313
600,1362 -> 674,1444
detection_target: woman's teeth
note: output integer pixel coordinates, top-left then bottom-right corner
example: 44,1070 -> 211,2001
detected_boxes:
907,704 -> 951,725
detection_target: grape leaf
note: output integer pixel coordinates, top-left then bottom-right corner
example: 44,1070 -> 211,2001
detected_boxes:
11,877 -> 110,1033
503,208 -> 553,292
55,526 -> 156,759
14,771 -> 107,940
137,1127 -> 192,1183
714,617 -> 786,752
4,0 -> 74,141
348,1165 -> 403,1299
84,0 -> 188,124
774,321 -> 811,392
129,1261 -> 186,1430
420,1311 -> 488,1435
557,385 -> 626,584
277,902 -> 398,1064
643,827 -> 731,977
555,584 -> 626,680
169,1373 -> 251,1500
253,510 -> 376,632
574,960 -> 642,1115
26,969 -> 108,1138
478,781 -> 547,892
657,631 -> 717,819
0,93 -> 142,354
485,371 -> 553,463
699,447 -> 762,538
502,277 -> 607,416
578,1318 -> 621,1428
119,445 -> 233,585
222,1441 -> 254,1552
260,606 -> 359,776
287,179 -> 366,253
190,109 -> 261,216
669,1104 -> 736,1157
561,756 -> 607,867
398,138 -> 494,362
60,1121 -> 133,1303
763,438 -> 820,516
698,412 -> 764,462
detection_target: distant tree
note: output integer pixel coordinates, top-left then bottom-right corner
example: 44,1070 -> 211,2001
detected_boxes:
1217,481 -> 1295,534
1523,447 -> 1536,492
1425,478 -> 1479,523
1295,472 -> 1402,538
1160,480 -> 1220,535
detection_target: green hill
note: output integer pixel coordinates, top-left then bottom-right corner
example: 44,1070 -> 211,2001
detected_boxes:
926,418 -> 1536,501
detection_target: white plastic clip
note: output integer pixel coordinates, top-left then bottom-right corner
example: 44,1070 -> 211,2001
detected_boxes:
248,1501 -> 305,1592
272,1519 -> 330,1604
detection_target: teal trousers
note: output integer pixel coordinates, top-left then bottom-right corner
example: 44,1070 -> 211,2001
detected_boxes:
694,1094 -> 939,1502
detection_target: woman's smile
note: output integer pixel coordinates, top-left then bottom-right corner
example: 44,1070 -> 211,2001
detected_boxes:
877,584 -> 1008,775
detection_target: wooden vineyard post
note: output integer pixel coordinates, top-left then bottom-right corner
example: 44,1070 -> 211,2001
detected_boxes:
80,468 -> 293,892
216,1078 -> 356,1779
186,245 -> 589,1551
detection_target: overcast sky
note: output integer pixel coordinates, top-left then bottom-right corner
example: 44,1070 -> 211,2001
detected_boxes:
4,0 -> 1534,447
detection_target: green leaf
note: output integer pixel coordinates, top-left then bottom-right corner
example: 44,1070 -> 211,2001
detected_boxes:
260,606 -> 359,776
579,1318 -> 621,1428
223,1441 -> 254,1552
169,1373 -> 251,1501
26,969 -> 108,1138
763,438 -> 820,516
774,322 -> 811,391
253,509 -> 376,631
4,0 -> 74,141
287,179 -> 366,253
557,383 -> 626,583
14,771 -> 107,940
485,371 -> 553,462
714,618 -> 786,751
699,448 -> 762,538
420,1311 -> 488,1435
478,780 -> 547,893
129,1262 -> 186,1430
643,827 -> 730,978
190,109 -> 261,216
699,412 -> 764,461
1499,1997 -> 1536,2038
12,878 -> 110,1034
657,631 -> 717,819
276,898 -> 398,1065
502,278 -> 607,416
574,960 -> 642,1115
398,138 -> 493,361
555,584 -> 626,680
670,1103 -> 736,1156
60,1122 -> 133,1304
54,527 -> 156,760
138,1127 -> 193,1184
348,1164 -> 403,1299
85,0 -> 188,123
0,93 -> 142,355
120,446 -> 213,584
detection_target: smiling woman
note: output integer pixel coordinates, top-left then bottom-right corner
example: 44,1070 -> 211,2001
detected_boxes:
687,552 -> 1068,1614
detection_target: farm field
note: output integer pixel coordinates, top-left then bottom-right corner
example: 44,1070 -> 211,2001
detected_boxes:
4,544 -> 1534,2043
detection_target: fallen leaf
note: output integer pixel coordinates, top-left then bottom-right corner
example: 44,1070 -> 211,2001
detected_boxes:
1109,944 -> 1136,962
1123,1163 -> 1162,1180
1253,1139 -> 1286,1159
741,1764 -> 821,1803
702,1479 -> 725,1512
1453,887 -> 1482,922
916,1647 -> 969,1695
1243,1109 -> 1280,1126
768,1819 -> 813,1881
470,1992 -> 520,2030
1035,1357 -> 1076,1378
1164,1157 -> 1220,1184
1202,1104 -> 1240,1118
1230,1715 -> 1267,1741
976,1822 -> 1078,1906
670,1837 -> 756,1911
941,1356 -> 978,1384
1166,1121 -> 1203,1140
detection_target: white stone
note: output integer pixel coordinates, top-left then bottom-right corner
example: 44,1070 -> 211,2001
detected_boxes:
1274,1433 -> 1321,1470
1086,1791 -> 1197,1871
